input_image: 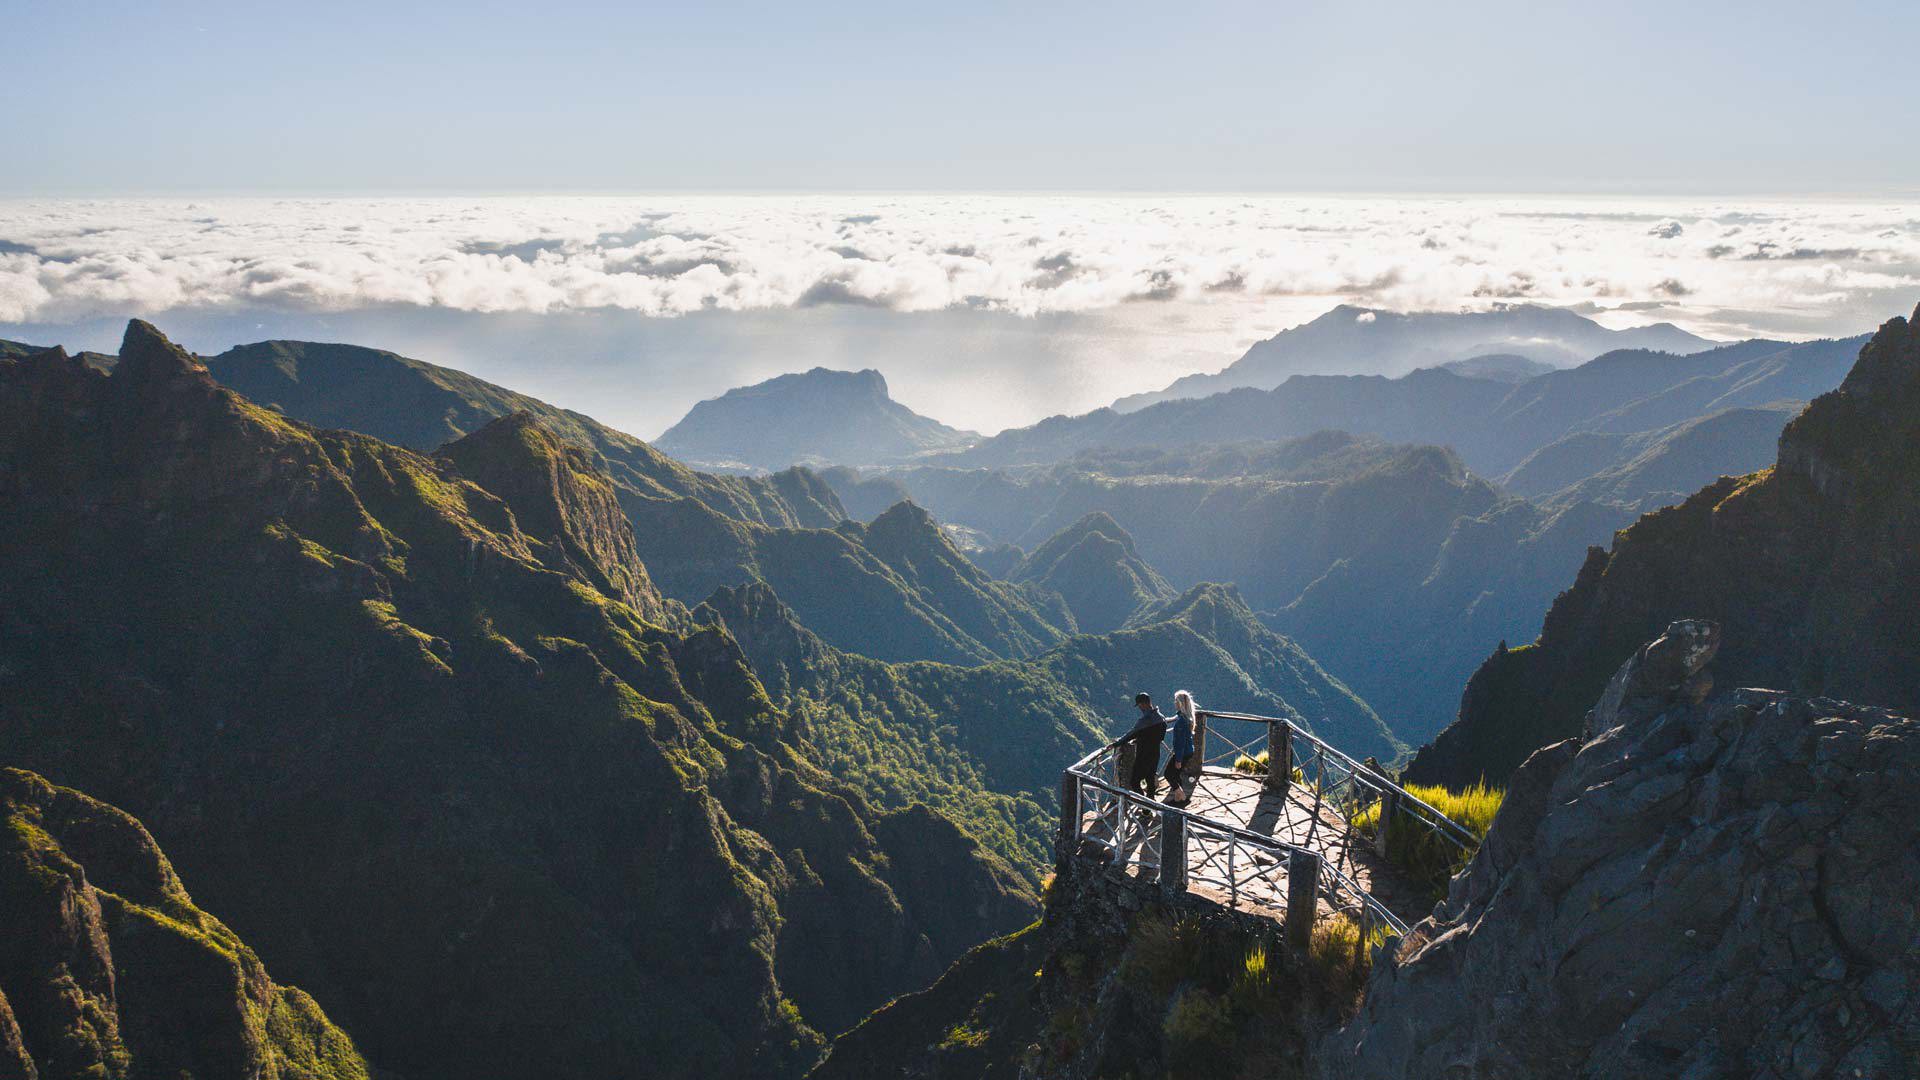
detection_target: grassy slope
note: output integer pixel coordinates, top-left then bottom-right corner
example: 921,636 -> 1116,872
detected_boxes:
2,767 -> 372,1080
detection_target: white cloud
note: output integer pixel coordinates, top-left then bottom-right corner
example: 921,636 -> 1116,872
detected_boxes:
1,194 -> 1916,339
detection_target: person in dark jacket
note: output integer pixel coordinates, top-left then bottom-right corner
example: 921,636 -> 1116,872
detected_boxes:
1116,692 -> 1168,798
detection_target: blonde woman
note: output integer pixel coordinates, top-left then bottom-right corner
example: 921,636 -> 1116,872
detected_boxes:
1163,690 -> 1198,804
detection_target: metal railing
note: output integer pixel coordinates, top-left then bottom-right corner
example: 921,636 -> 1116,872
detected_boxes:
1063,740 -> 1412,943
1199,711 -> 1479,857
1059,711 -> 1488,949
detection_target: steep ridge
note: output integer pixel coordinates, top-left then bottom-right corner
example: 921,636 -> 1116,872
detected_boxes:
1113,303 -> 1712,411
197,339 -> 847,528
656,366 -> 978,471
849,501 -> 1069,656
694,582 -> 1107,872
1460,336 -> 1825,474
0,324 -> 1034,1080
1335,622 -> 1919,1077
102,335 -> 1073,669
0,768 -> 372,1080
1010,512 -> 1177,635
635,499 -> 1068,666
1407,305 -> 1920,787
439,411 -> 667,620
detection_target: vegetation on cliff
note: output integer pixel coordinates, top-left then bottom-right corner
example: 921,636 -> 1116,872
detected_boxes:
0,768 -> 371,1080
0,323 -> 1034,1080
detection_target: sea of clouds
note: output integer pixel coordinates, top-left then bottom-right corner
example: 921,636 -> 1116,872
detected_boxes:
2,194 -> 1917,435
4,194 -> 1917,330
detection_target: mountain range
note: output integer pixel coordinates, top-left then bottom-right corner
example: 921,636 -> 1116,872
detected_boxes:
927,333 -> 1863,479
1407,303 -> 1920,787
1111,303 -> 1714,411
826,436 -> 1635,743
656,366 -> 978,471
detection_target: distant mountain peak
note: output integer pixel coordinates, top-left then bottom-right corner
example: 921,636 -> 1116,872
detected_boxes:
657,366 -> 979,471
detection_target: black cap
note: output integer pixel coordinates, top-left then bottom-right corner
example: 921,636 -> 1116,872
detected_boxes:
1134,692 -> 1152,707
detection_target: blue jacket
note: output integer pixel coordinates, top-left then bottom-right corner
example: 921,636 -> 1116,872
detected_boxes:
1170,711 -> 1195,759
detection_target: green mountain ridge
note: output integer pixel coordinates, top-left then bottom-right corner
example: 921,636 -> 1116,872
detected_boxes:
1504,402 -> 1804,512
198,338 -> 849,529
1009,511 -> 1178,635
1,767 -> 372,1080
0,323 -> 1035,1080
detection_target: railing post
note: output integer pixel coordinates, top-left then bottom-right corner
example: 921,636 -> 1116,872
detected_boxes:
1375,787 -> 1401,858
1265,721 -> 1291,794
1114,741 -> 1137,791
1285,850 -> 1319,951
1057,771 -> 1080,871
1159,809 -> 1186,897
1354,903 -> 1372,976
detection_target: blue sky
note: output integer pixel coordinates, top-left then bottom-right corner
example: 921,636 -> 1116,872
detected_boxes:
8,0 -> 1919,195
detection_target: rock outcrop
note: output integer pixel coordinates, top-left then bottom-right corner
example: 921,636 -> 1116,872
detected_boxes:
1408,304 -> 1920,787
1332,621 -> 1920,1078
0,768 -> 370,1080
440,411 -> 667,620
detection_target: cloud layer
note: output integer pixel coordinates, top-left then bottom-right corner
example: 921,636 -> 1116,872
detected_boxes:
3,195 -> 1917,338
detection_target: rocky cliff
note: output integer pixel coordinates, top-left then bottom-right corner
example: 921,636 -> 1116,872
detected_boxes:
1408,304 -> 1920,787
0,768 -> 370,1080
1331,621 -> 1919,1077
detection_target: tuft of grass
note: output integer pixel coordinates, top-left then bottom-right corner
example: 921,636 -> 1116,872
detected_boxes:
1230,750 -> 1304,784
1352,782 -> 1503,898
1305,914 -> 1386,1010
